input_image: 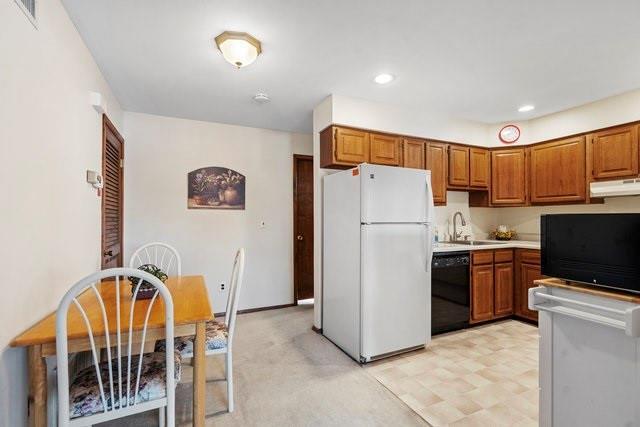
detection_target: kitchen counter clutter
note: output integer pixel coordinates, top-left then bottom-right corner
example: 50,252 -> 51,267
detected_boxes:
530,278 -> 640,426
434,239 -> 540,253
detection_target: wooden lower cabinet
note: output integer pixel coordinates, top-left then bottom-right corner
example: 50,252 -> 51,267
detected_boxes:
471,264 -> 494,322
470,249 -> 515,323
515,249 -> 542,322
494,262 -> 514,316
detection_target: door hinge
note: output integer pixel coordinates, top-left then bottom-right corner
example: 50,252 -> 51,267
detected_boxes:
119,159 -> 124,168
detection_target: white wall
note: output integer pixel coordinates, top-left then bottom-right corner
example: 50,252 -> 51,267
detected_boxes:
124,112 -> 312,314
0,0 -> 123,425
486,88 -> 640,147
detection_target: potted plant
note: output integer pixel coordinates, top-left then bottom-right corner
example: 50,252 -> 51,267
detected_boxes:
128,264 -> 168,300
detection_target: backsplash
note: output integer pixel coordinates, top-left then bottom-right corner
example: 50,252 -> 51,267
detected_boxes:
433,192 -> 496,241
434,192 -> 640,242
495,195 -> 640,241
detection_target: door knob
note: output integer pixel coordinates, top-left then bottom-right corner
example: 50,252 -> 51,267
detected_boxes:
297,235 -> 304,241
103,250 -> 113,257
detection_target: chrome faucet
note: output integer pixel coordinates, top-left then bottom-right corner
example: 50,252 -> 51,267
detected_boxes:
453,211 -> 467,241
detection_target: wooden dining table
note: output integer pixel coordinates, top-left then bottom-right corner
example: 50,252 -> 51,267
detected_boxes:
10,275 -> 213,427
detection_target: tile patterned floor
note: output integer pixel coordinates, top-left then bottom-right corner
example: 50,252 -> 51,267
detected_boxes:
365,320 -> 539,427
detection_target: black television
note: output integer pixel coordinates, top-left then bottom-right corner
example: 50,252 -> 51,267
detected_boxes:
541,213 -> 640,293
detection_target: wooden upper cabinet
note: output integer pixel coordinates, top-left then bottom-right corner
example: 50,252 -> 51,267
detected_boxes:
471,264 -> 494,323
370,133 -> 401,166
401,138 -> 426,169
320,126 -> 370,169
426,142 -> 448,205
469,147 -> 490,188
587,125 -> 639,180
491,148 -> 527,205
529,137 -> 586,204
448,145 -> 470,187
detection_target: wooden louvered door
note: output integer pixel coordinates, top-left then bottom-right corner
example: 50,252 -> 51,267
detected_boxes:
102,116 -> 124,269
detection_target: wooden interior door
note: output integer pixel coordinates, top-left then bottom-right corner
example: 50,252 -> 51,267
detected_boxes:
102,115 -> 124,269
294,155 -> 314,301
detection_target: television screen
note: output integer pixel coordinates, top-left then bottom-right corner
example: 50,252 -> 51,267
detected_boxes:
541,213 -> 640,293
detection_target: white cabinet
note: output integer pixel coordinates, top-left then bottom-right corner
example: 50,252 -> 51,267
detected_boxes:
530,286 -> 640,427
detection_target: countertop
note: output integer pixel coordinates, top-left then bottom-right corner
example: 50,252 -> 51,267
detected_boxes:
534,277 -> 640,304
433,239 -> 540,253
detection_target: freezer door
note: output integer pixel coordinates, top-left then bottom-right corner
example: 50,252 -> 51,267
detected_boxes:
360,164 -> 432,223
361,223 -> 431,360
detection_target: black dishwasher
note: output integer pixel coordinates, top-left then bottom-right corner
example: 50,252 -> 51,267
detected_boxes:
431,252 -> 470,335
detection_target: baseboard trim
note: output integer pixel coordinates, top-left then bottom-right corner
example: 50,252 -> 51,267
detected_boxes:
214,303 -> 296,318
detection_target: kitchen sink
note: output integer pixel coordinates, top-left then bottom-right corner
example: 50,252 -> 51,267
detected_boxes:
443,240 -> 507,246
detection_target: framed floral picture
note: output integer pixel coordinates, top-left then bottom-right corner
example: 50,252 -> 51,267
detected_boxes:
188,167 -> 245,210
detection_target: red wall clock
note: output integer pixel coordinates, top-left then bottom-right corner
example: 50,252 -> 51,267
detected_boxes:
498,124 -> 521,144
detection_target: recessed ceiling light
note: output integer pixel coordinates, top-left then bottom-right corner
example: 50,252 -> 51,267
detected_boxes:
214,31 -> 262,68
518,104 -> 535,112
374,73 -> 394,84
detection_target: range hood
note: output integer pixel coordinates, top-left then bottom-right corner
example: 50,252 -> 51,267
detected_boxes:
590,178 -> 640,197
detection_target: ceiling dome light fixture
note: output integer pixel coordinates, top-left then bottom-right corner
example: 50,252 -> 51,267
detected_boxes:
214,31 -> 262,68
518,104 -> 535,112
374,73 -> 394,84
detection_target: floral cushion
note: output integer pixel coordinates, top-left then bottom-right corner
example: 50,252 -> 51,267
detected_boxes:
69,351 -> 181,419
155,320 -> 228,356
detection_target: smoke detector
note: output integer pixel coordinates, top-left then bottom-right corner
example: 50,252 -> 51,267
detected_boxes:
253,93 -> 270,104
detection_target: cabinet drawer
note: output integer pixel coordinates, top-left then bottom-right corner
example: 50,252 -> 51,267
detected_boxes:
494,249 -> 513,263
519,249 -> 540,265
472,251 -> 494,265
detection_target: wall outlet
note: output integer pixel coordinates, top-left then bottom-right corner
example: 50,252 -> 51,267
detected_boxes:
220,283 -> 225,291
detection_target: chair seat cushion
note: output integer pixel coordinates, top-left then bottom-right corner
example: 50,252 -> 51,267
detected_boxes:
155,320 -> 228,356
69,351 -> 181,419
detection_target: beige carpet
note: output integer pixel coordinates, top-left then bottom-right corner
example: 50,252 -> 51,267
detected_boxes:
101,304 -> 425,426
365,321 -> 539,427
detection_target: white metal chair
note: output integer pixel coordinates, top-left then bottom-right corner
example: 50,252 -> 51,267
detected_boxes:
56,268 -> 178,427
130,242 -> 182,276
156,248 -> 245,412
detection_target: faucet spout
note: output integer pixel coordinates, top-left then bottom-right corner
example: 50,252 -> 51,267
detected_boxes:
453,211 -> 467,241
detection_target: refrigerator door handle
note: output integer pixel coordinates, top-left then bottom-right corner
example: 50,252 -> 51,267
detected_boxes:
425,224 -> 433,272
425,174 -> 435,224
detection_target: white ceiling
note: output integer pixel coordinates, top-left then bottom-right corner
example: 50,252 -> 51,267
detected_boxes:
63,0 -> 640,133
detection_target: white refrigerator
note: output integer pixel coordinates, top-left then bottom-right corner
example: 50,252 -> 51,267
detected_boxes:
323,163 -> 434,363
